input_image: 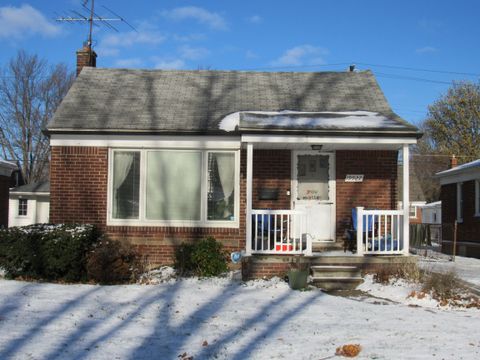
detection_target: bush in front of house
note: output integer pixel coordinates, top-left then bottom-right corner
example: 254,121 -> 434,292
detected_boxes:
373,262 -> 422,284
86,237 -> 144,284
0,224 -> 99,281
174,237 -> 228,277
421,270 -> 463,301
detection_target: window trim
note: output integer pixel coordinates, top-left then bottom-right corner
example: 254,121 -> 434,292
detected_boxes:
457,182 -> 464,223
107,148 -> 240,228
475,179 -> 480,217
18,198 -> 28,217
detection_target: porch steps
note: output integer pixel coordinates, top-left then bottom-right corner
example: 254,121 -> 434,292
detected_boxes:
309,265 -> 363,291
312,242 -> 344,253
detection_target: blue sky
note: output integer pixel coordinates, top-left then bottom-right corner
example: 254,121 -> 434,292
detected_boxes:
1,0 -> 479,125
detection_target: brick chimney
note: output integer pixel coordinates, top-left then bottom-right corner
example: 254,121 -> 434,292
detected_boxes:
76,44 -> 97,76
450,154 -> 458,169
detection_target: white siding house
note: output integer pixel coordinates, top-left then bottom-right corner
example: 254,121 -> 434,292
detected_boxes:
9,181 -> 50,227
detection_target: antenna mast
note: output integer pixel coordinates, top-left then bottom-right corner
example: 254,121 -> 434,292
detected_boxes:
56,0 -> 137,47
88,0 -> 95,47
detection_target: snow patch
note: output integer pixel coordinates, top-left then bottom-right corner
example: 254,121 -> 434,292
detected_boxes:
358,275 -> 439,308
218,110 -> 401,132
138,266 -> 177,284
218,112 -> 240,131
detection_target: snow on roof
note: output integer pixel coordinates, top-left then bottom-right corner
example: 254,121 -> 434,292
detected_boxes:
420,201 -> 441,208
0,160 -> 17,169
218,110 -> 407,132
436,159 -> 480,177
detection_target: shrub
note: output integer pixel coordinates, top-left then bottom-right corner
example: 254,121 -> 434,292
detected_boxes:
421,270 -> 462,301
0,224 -> 99,281
86,238 -> 143,284
373,262 -> 422,284
174,237 -> 228,277
174,242 -> 196,276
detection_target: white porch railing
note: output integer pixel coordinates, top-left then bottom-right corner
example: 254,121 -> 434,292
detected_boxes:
356,207 -> 407,256
250,209 -> 312,255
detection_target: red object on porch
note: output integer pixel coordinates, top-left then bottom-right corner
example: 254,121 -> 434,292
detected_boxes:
276,244 -> 293,251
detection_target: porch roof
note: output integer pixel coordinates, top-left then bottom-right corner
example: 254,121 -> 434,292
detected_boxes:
47,68 -> 420,139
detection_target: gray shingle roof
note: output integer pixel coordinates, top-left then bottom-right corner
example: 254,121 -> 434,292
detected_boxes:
10,181 -> 50,194
47,67 -> 420,136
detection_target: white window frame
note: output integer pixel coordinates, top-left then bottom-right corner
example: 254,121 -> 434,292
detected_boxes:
475,179 -> 480,217
107,148 -> 240,228
18,198 -> 28,217
457,182 -> 464,223
409,205 -> 417,219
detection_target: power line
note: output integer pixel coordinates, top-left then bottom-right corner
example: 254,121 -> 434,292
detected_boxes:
375,72 -> 452,85
355,62 -> 480,77
235,62 -> 351,71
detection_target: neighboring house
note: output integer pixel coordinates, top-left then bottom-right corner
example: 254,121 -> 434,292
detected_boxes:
398,158 -> 429,224
436,159 -> 480,258
8,181 -> 50,227
0,160 -> 19,228
421,201 -> 442,225
408,201 -> 427,224
420,201 -> 442,243
44,48 -> 421,279
398,200 -> 427,224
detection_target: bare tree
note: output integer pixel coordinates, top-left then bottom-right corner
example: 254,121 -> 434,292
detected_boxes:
0,50 -> 74,184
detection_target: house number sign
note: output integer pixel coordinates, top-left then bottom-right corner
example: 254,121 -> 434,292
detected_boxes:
345,174 -> 364,182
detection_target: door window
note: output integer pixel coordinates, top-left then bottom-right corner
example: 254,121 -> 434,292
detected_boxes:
296,155 -> 329,200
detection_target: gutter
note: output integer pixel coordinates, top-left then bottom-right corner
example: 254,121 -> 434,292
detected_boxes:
44,128 -> 422,139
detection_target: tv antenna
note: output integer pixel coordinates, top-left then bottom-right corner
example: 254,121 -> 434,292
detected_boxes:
56,0 -> 136,47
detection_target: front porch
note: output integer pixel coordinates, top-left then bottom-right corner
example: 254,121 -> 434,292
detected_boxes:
242,136 -> 412,259
249,207 -> 407,257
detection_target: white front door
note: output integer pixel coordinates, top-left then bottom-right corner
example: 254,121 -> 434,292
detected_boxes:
292,151 -> 335,242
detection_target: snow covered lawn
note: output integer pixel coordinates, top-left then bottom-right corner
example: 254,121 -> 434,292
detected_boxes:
0,275 -> 479,360
417,251 -> 480,288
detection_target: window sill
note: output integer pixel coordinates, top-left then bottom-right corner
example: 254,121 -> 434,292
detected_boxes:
107,219 -> 240,229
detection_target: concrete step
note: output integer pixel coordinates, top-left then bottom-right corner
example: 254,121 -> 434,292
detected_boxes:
312,242 -> 344,252
309,264 -> 363,290
310,265 -> 361,278
310,276 -> 364,291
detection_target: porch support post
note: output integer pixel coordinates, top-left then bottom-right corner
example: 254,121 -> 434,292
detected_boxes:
402,144 -> 410,255
245,143 -> 253,255
356,207 -> 364,256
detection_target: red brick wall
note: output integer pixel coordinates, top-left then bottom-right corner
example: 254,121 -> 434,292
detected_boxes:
50,147 -> 292,265
50,147 -> 108,226
335,150 -> 398,239
0,175 -> 10,227
252,149 -> 291,209
50,147 -> 399,265
441,180 -> 480,257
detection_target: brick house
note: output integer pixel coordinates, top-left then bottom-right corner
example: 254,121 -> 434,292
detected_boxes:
45,49 -> 421,280
436,158 -> 480,258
